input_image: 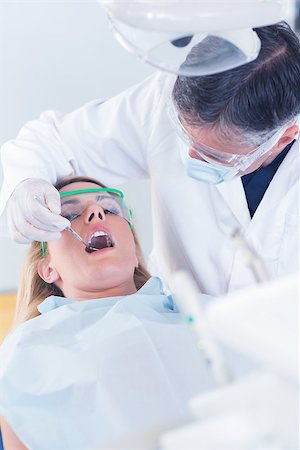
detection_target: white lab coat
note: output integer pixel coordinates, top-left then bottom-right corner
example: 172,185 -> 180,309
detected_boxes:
0,72 -> 299,296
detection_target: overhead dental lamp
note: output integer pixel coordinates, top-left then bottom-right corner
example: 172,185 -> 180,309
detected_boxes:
98,0 -> 287,76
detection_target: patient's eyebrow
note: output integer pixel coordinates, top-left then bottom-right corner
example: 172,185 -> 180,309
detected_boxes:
95,194 -> 113,201
61,199 -> 81,206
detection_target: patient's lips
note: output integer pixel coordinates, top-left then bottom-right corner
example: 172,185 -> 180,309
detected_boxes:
85,230 -> 114,253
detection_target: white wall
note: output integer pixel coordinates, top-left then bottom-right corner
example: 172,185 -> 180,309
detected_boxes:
0,1 -> 154,292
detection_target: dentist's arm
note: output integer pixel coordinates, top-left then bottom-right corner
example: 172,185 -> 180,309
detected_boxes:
0,72 -> 171,242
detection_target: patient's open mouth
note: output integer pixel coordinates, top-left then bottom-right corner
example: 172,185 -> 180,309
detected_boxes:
85,231 -> 114,253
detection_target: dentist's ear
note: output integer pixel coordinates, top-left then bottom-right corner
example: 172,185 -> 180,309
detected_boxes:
37,258 -> 60,284
277,123 -> 299,151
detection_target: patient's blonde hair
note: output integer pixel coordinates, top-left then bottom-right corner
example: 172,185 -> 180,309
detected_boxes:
14,176 -> 151,326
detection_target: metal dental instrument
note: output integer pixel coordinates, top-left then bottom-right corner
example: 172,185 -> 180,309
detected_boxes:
34,195 -> 97,251
66,227 -> 99,252
66,227 -> 87,246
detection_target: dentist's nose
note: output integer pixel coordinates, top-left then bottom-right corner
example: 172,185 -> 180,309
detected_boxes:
84,203 -> 106,223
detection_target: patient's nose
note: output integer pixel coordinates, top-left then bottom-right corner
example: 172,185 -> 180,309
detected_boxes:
84,203 -> 105,223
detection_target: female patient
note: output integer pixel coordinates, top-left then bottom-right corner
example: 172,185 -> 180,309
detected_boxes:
0,176 -> 214,450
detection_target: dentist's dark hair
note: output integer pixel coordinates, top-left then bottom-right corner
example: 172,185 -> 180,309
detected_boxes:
172,21 -> 300,145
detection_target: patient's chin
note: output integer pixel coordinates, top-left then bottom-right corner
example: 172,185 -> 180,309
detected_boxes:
82,264 -> 136,293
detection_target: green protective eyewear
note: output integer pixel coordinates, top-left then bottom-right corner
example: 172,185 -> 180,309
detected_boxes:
41,188 -> 132,256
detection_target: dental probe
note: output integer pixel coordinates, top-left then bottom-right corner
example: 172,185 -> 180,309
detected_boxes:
171,270 -> 232,385
65,227 -> 87,245
34,195 -> 97,250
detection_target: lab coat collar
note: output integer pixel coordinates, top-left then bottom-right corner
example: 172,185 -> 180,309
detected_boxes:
215,176 -> 251,230
215,137 -> 299,229
248,138 -> 299,224
38,277 -> 165,314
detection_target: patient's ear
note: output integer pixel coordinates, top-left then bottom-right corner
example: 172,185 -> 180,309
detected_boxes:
37,259 -> 60,284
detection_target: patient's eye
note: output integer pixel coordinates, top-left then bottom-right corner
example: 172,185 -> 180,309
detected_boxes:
61,199 -> 82,221
97,196 -> 122,217
63,213 -> 80,221
104,208 -> 119,216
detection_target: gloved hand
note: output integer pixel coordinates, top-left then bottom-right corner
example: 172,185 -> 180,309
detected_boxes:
6,178 -> 71,243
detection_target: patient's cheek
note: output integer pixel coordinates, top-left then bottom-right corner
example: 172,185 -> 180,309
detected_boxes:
51,231 -> 72,250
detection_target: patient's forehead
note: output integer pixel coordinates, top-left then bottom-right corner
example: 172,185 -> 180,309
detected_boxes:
59,181 -> 101,194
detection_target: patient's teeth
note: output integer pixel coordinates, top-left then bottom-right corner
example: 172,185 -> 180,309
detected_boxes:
88,230 -> 109,244
86,230 -> 114,250
94,231 -> 107,237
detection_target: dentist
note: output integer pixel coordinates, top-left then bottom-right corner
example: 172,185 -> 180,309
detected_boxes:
0,19 -> 299,295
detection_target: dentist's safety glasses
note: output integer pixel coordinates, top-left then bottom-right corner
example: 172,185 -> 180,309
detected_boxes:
99,0 -> 286,76
168,101 -> 288,171
41,188 -> 132,256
